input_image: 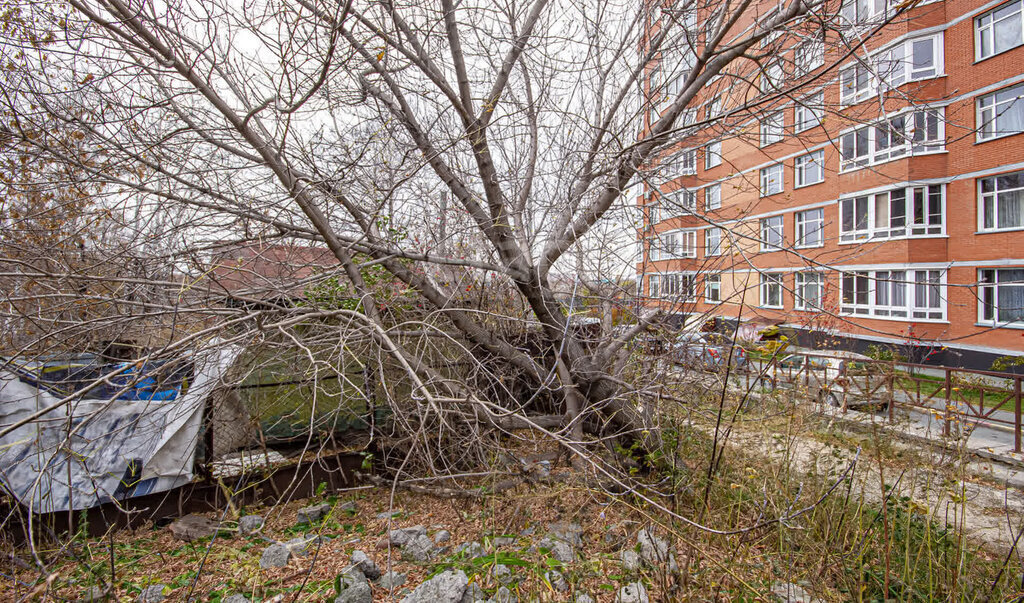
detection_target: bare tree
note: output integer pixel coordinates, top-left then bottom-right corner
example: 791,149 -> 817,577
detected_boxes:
0,0 -> 941,496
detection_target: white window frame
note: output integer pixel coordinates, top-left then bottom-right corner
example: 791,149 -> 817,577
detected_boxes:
705,227 -> 723,256
795,38 -> 824,75
795,271 -> 825,310
840,269 -> 946,321
648,273 -> 661,297
839,184 -> 945,242
760,111 -> 785,146
840,0 -> 887,26
795,208 -> 825,248
840,62 -> 872,105
705,274 -> 722,303
705,183 -> 722,211
979,170 -> 1024,231
760,215 -> 784,251
656,229 -> 697,259
661,272 -> 697,300
706,95 -> 722,119
705,140 -> 722,169
666,188 -> 696,216
761,61 -> 784,93
760,272 -> 784,309
976,0 -> 1024,61
876,34 -> 944,90
977,82 -> 1024,142
979,268 -> 1024,325
760,163 -> 784,196
795,92 -> 824,133
839,108 -> 945,172
795,150 -> 825,187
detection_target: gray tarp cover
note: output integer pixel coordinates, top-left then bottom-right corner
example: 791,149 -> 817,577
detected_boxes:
0,343 -> 240,513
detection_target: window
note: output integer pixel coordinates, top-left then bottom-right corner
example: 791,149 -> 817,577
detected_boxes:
706,95 -> 722,119
760,273 -> 784,308
841,269 -> 945,320
760,111 -> 785,146
795,150 -> 825,187
795,39 -> 824,75
705,227 -> 722,256
705,141 -> 722,169
669,188 -> 697,215
876,35 -> 943,89
841,0 -> 887,25
795,272 -> 824,309
760,215 -> 784,251
648,274 -> 660,297
839,184 -> 944,242
647,195 -> 662,224
913,270 -> 944,319
976,0 -> 1024,60
705,274 -> 722,303
662,273 -> 696,299
655,229 -> 698,259
978,83 -> 1024,141
705,183 -> 721,210
980,170 -> 1024,230
840,109 -> 944,171
761,61 -> 784,93
979,269 -> 1024,324
840,63 -> 872,105
795,208 -> 824,247
795,92 -> 824,132
873,270 -> 907,317
664,149 -> 696,179
760,163 -> 784,196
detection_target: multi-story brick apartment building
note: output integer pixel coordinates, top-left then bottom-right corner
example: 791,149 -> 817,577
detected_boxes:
637,0 -> 1024,369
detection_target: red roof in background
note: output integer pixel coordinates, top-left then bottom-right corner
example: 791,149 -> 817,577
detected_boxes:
206,243 -> 337,300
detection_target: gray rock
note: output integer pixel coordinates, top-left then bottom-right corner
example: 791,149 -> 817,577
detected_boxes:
377,571 -> 407,590
169,514 -> 220,541
546,522 -> 584,548
285,536 -> 326,557
537,537 -> 574,563
402,534 -> 437,562
545,570 -> 569,592
770,581 -> 820,602
492,564 -> 514,585
433,529 -> 451,544
493,586 -> 517,603
454,541 -> 486,559
334,582 -> 372,603
376,510 -> 403,520
259,543 -> 291,569
492,536 -> 516,547
338,500 -> 358,513
519,526 -> 535,537
400,569 -> 468,603
79,586 -> 109,602
296,503 -> 331,524
136,585 -> 167,603
351,550 -> 380,580
460,582 -> 485,603
221,596 -> 249,603
574,594 -> 595,603
620,549 -> 642,572
615,582 -> 649,603
338,567 -> 369,589
389,525 -> 428,546
637,528 -> 670,566
238,515 -> 264,535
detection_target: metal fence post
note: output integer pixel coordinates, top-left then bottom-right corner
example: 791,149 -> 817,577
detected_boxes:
1015,377 -> 1021,454
943,368 -> 951,437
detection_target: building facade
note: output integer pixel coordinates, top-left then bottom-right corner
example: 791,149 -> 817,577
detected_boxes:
638,0 -> 1024,368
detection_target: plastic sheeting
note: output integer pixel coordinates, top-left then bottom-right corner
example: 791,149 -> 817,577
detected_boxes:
0,342 -> 241,513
